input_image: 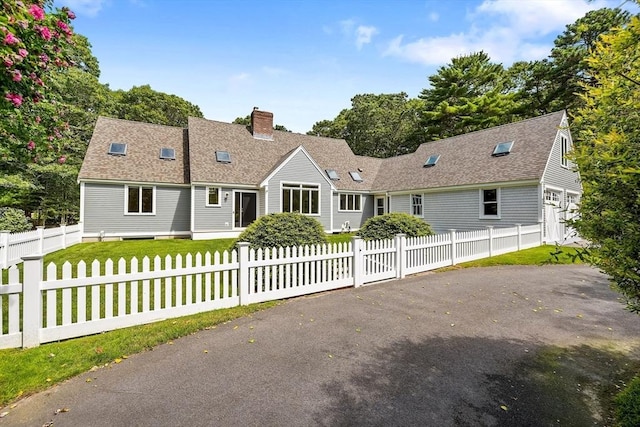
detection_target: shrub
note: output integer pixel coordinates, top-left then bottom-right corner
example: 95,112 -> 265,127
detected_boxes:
0,207 -> 32,233
231,213 -> 328,249
357,212 -> 434,240
616,375 -> 640,427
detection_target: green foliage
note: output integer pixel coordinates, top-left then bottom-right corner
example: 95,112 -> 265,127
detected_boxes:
572,13 -> 640,313
616,376 -> 640,427
0,207 -> 31,232
232,213 -> 328,249
357,212 -> 433,241
233,114 -> 290,132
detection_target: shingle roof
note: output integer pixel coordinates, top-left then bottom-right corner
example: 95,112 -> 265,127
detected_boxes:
78,117 -> 189,184
372,110 -> 566,192
187,117 -> 381,191
80,110 -> 566,193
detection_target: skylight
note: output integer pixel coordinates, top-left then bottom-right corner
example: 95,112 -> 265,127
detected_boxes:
423,154 -> 440,168
108,142 -> 127,156
349,171 -> 363,182
215,151 -> 231,163
326,169 -> 340,180
492,141 -> 514,157
159,147 -> 175,160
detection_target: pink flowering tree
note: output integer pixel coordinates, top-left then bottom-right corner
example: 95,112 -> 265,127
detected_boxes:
1,0 -> 75,164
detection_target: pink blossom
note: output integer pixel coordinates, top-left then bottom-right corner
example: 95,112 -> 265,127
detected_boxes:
3,33 -> 19,45
4,57 -> 13,67
28,4 -> 45,20
12,70 -> 22,82
5,93 -> 23,107
18,48 -> 28,57
38,26 -> 52,41
58,156 -> 66,164
27,141 -> 36,150
67,10 -> 76,19
35,116 -> 41,123
39,53 -> 49,63
56,20 -> 71,34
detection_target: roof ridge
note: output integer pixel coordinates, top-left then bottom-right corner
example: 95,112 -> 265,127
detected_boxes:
98,115 -> 184,130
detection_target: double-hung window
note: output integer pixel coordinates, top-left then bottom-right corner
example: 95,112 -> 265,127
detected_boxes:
411,194 -> 423,216
561,136 -> 570,168
282,183 -> 319,214
126,185 -> 154,214
339,194 -> 361,212
481,188 -> 499,218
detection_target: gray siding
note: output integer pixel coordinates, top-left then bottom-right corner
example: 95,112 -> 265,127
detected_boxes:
390,194 -> 410,214
84,183 -> 190,235
333,193 -> 374,230
542,126 -> 582,193
265,150 -> 332,230
192,186 -> 234,231
417,185 -> 540,233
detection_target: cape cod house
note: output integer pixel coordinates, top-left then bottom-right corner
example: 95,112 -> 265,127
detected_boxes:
78,108 -> 581,242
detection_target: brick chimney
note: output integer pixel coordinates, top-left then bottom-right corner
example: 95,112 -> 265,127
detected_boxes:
250,107 -> 274,140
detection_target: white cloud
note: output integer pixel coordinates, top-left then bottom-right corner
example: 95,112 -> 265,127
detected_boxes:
355,25 -> 379,49
383,0 -> 618,66
58,0 -> 108,17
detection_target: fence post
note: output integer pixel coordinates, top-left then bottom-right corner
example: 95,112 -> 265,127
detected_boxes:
395,234 -> 406,279
22,254 -> 44,348
60,223 -> 67,249
515,224 -> 522,251
486,226 -> 494,257
449,229 -> 457,265
352,236 -> 363,287
0,230 -> 9,269
237,242 -> 250,306
36,226 -> 45,254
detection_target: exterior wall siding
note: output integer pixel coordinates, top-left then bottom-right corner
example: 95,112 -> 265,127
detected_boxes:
333,193 -> 374,231
417,186 -> 540,233
543,124 -> 582,193
83,183 -> 190,235
192,186 -> 234,231
265,150 -> 332,230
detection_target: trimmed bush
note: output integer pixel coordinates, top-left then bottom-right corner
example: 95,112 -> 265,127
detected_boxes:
357,212 -> 434,240
616,375 -> 640,427
231,213 -> 328,249
0,207 -> 32,233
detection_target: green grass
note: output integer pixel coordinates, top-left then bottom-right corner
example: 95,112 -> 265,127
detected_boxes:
0,237 -> 580,408
438,245 -> 584,270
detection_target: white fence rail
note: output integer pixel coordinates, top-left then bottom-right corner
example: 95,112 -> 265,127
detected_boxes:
0,224 -> 82,269
0,224 -> 542,349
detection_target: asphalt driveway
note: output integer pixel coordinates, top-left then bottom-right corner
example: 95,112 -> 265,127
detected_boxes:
2,265 -> 639,426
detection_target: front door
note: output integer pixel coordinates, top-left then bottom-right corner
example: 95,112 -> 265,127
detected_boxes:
234,191 -> 257,228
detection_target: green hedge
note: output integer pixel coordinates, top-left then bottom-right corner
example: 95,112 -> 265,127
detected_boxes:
231,213 -> 328,249
616,375 -> 640,427
357,212 -> 434,240
0,207 -> 31,233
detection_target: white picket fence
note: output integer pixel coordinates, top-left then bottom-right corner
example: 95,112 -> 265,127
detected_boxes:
0,224 -> 542,349
0,224 -> 83,269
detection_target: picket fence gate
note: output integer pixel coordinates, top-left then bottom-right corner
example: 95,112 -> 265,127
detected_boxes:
0,223 -> 83,269
0,224 -> 542,349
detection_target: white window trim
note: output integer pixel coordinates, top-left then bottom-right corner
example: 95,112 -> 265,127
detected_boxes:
411,194 -> 423,217
205,186 -> 222,207
338,193 -> 363,212
280,182 -> 321,216
479,188 -> 501,219
124,185 -> 156,216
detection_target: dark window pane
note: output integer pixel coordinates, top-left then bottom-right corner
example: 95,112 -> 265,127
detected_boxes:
483,189 -> 497,202
354,195 -> 361,211
484,203 -> 498,216
141,188 -> 153,213
128,187 -> 139,213
292,190 -> 300,213
301,190 -> 310,214
311,190 -> 319,214
282,189 -> 290,212
208,188 -> 219,205
340,195 -> 346,210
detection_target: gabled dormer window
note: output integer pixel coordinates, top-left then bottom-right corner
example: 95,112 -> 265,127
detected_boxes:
326,169 -> 340,180
492,141 -> 514,157
159,147 -> 175,160
349,171 -> 363,182
423,154 -> 440,167
108,142 -> 127,156
216,151 -> 231,163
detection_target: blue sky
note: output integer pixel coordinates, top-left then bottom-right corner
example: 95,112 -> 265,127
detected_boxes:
55,0 -> 636,133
